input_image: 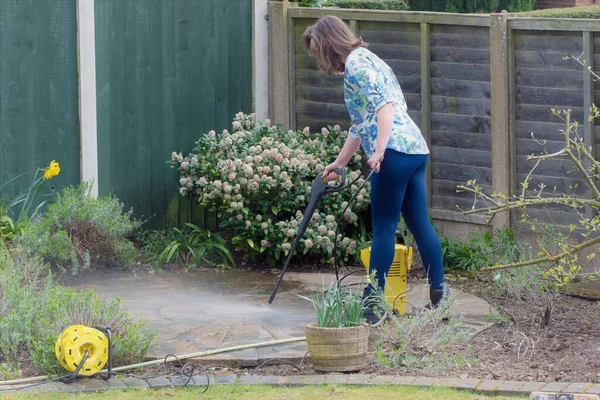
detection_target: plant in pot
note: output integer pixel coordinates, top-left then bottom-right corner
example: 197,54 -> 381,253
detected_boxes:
299,280 -> 376,372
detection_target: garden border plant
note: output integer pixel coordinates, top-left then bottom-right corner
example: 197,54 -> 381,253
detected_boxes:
17,181 -> 142,274
374,293 -> 477,372
0,245 -> 157,377
440,227 -> 521,274
158,222 -> 235,269
0,160 -> 61,242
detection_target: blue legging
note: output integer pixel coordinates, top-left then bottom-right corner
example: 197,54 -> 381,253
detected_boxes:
367,149 -> 444,293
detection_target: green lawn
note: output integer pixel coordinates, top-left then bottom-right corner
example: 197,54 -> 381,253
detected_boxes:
0,384 -> 528,400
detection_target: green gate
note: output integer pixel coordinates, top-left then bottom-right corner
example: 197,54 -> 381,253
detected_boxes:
0,0 -> 80,202
95,0 -> 253,228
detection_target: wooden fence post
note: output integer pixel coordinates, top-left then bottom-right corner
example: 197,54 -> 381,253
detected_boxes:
76,0 -> 99,197
254,0 -> 269,121
268,0 -> 293,129
490,13 -> 512,231
582,31 -> 596,219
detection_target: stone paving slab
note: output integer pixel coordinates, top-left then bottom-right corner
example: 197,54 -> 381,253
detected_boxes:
19,382 -> 66,393
368,375 -> 402,385
195,348 -> 260,367
451,378 -> 483,390
170,375 -> 204,387
434,377 -> 461,387
256,343 -> 309,364
585,384 -> 600,395
389,376 -> 418,385
542,382 -> 572,393
411,376 -> 440,387
495,381 -> 540,396
518,382 -> 548,394
566,383 -> 598,394
1,374 -> 599,398
476,378 -> 511,392
145,376 -> 172,388
531,394 -> 600,400
68,270 -> 499,366
105,379 -> 128,390
211,373 -> 239,385
119,377 -> 150,389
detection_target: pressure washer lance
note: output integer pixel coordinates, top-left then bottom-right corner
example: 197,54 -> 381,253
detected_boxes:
268,167 -> 374,304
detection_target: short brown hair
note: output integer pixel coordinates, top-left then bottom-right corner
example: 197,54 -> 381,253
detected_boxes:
302,16 -> 367,75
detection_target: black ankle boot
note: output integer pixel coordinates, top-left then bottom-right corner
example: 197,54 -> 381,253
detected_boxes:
424,287 -> 450,320
363,303 -> 386,325
429,288 -> 445,308
361,289 -> 386,325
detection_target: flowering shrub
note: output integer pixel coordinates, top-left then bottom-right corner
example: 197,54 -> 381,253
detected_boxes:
170,112 -> 371,266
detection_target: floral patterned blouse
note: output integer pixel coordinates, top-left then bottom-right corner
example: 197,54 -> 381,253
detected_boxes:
344,47 -> 429,157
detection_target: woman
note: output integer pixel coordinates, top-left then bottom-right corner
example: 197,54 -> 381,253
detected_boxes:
302,16 -> 445,319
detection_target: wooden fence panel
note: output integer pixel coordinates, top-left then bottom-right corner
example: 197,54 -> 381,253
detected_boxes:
593,33 -> 600,162
280,8 -> 600,232
293,19 -> 422,132
359,20 -> 422,126
429,24 -> 492,213
291,13 -> 492,225
95,0 -> 252,228
514,29 -> 586,224
0,0 -> 79,202
293,18 -> 347,131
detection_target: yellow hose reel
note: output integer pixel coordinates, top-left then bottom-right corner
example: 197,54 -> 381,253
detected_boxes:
55,325 -> 109,376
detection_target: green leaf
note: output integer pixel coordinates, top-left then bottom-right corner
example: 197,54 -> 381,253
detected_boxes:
247,238 -> 255,249
204,243 -> 235,265
159,242 -> 180,265
296,294 -> 314,304
272,205 -> 278,215
185,222 -> 203,232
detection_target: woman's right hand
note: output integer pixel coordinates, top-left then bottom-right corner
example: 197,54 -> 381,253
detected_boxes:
322,160 -> 346,182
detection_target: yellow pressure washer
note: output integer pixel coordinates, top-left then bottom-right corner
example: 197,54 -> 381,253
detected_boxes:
359,232 -> 413,315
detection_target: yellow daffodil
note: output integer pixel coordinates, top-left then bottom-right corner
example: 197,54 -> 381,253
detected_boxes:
43,160 -> 60,180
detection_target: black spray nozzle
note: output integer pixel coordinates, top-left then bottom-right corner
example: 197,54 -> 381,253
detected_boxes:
268,168 -> 348,304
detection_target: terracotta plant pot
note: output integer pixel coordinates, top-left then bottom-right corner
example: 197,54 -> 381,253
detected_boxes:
305,323 -> 369,372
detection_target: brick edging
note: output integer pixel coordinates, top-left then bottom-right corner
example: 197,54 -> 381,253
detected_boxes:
3,374 -> 600,397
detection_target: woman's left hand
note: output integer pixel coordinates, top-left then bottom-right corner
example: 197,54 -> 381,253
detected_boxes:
368,150 -> 385,173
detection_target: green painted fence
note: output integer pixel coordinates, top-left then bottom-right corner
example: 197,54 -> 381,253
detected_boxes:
94,0 -> 253,228
0,0 -> 80,203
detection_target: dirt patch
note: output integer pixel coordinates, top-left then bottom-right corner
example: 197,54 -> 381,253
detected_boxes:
451,291 -> 599,383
